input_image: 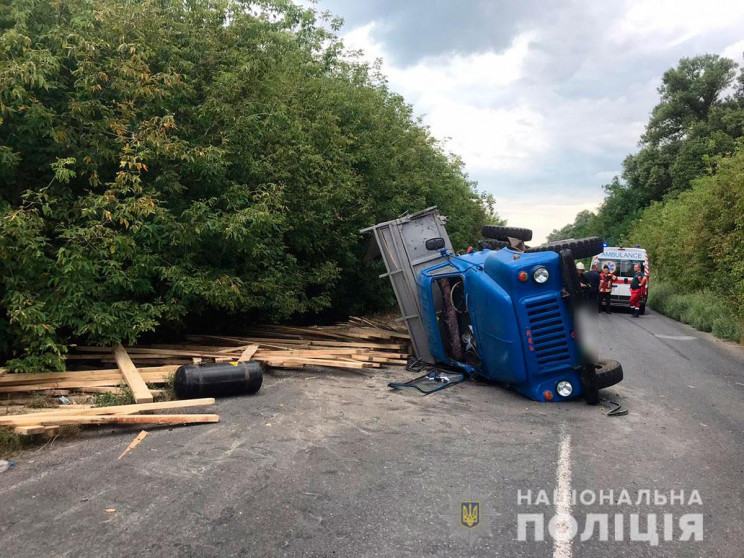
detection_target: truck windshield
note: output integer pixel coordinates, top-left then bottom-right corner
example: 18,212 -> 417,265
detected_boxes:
598,259 -> 644,278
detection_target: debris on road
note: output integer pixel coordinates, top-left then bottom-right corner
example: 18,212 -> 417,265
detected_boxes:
0,398 -> 218,436
118,430 -> 148,460
0,321 -> 411,402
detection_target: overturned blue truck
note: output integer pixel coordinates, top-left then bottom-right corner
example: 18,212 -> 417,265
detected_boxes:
362,207 -> 623,404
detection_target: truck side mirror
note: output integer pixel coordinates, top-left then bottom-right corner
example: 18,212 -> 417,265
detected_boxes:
425,237 -> 445,251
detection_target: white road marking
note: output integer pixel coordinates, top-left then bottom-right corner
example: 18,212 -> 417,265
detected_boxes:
654,334 -> 697,340
553,426 -> 573,558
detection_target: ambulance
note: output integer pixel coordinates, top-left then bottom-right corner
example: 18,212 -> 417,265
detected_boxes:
592,246 -> 650,313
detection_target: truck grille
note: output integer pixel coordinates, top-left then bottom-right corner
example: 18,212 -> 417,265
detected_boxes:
525,298 -> 571,371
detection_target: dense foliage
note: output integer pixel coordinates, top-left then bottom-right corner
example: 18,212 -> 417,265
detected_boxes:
629,151 -> 744,341
549,54 -> 744,341
0,0 -> 494,370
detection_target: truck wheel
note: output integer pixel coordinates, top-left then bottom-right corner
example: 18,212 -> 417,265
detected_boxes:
477,239 -> 509,251
559,249 -> 582,302
526,237 -> 604,259
481,225 -> 533,242
595,359 -> 623,389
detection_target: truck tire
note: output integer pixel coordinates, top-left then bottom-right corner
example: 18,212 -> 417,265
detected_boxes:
477,239 -> 509,251
559,249 -> 582,302
595,359 -> 623,389
481,225 -> 533,242
526,237 -> 604,259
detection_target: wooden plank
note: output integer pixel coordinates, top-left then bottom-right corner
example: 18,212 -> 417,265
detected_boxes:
14,425 -> 45,435
0,381 -> 125,393
187,335 -> 405,350
118,430 -> 148,459
238,345 -> 259,362
14,425 -> 60,435
254,350 -> 361,359
0,398 -> 216,423
113,344 -> 153,403
3,414 -> 219,427
0,366 -> 179,385
264,358 -> 377,370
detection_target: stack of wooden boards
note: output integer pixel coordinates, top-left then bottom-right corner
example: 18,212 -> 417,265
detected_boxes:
0,319 -> 411,404
0,398 -> 219,436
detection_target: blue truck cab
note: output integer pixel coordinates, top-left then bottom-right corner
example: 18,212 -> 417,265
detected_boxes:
363,207 -> 623,404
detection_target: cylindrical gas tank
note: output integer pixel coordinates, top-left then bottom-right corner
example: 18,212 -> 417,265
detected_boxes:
174,361 -> 263,399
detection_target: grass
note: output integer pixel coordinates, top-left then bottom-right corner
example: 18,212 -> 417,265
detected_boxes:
27,394 -> 57,409
648,281 -> 744,343
91,386 -> 135,407
160,373 -> 176,401
0,427 -> 25,459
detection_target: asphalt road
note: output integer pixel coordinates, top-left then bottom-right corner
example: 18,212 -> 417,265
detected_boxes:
1,309 -> 742,557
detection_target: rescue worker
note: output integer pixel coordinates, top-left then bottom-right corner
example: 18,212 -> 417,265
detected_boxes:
576,262 -> 590,295
584,263 -> 601,304
599,265 -> 615,313
629,263 -> 647,318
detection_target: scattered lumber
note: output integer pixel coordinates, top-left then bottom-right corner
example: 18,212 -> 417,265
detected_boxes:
1,414 -> 219,427
0,398 -> 216,423
113,344 -> 153,403
238,345 -> 260,362
118,430 -> 148,460
2,398 -> 219,435
0,320 -> 412,402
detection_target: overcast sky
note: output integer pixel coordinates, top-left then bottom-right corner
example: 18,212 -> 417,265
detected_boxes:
312,0 -> 744,243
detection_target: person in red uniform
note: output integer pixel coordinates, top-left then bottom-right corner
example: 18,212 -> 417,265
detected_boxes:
629,263 -> 647,318
599,265 -> 615,313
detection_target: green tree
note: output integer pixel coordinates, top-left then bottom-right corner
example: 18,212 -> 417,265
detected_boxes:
0,0 -> 495,370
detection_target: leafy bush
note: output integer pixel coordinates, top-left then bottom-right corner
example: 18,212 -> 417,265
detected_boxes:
629,148 -> 744,342
648,281 -> 743,343
0,0 -> 493,370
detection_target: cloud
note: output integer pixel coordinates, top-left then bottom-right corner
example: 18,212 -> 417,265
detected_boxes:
344,25 -> 549,174
722,38 -> 744,62
609,0 -> 744,50
495,195 -> 603,245
321,0 -> 553,66
318,0 -> 744,242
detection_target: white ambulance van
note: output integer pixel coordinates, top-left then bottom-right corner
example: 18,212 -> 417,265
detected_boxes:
592,246 -> 650,314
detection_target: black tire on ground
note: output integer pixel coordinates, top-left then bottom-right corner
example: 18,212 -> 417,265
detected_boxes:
526,236 -> 604,259
595,359 -> 623,389
477,239 -> 510,251
481,225 -> 533,242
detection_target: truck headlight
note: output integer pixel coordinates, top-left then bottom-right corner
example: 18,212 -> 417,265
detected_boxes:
556,381 -> 573,397
532,266 -> 549,284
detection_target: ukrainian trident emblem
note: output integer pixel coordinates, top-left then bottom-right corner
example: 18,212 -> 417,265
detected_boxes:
460,501 -> 480,528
